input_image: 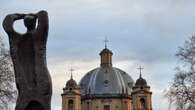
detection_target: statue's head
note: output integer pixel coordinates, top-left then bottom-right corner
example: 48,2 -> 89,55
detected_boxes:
24,15 -> 36,31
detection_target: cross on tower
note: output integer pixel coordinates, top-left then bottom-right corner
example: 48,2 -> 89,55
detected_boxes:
104,37 -> 109,48
137,66 -> 144,78
69,68 -> 74,79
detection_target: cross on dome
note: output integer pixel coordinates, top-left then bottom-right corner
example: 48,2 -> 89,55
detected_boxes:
104,37 -> 109,48
137,66 -> 144,78
69,67 -> 74,79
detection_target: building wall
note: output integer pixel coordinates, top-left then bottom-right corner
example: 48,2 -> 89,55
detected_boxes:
62,89 -> 81,110
132,87 -> 152,110
81,98 -> 132,110
132,93 -> 152,110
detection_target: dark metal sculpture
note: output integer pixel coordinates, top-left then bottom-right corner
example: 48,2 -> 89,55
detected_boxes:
3,10 -> 52,110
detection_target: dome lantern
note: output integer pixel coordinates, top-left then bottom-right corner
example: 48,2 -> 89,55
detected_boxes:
99,48 -> 113,67
99,37 -> 113,67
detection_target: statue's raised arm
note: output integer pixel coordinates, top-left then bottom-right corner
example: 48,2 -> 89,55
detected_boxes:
37,11 -> 48,36
33,11 -> 49,46
3,14 -> 25,37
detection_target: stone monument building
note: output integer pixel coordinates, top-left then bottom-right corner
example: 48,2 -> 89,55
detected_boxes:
62,46 -> 152,110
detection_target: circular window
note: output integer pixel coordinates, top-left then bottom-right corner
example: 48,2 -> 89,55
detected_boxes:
104,80 -> 109,87
104,80 -> 109,84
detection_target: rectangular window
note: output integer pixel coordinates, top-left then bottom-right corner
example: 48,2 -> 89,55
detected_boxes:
104,105 -> 110,110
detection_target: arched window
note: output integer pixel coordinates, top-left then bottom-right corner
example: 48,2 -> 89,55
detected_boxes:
68,100 -> 74,110
140,98 -> 146,109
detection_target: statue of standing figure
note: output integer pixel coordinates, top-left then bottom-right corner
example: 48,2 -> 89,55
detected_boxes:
3,10 -> 52,110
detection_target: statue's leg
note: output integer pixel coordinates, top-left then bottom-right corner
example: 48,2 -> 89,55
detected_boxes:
15,94 -> 47,110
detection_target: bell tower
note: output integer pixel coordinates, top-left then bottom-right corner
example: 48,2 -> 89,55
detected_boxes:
62,69 -> 81,110
132,66 -> 152,110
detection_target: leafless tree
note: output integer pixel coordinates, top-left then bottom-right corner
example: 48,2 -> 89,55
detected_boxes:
166,36 -> 195,110
0,36 -> 16,109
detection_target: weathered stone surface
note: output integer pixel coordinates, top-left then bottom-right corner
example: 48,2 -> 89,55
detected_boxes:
3,10 -> 52,110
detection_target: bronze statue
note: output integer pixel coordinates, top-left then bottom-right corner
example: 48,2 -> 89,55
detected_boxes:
3,10 -> 52,110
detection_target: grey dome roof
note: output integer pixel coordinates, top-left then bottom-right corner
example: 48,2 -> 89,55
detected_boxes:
79,67 -> 134,96
135,76 -> 147,86
66,78 -> 77,88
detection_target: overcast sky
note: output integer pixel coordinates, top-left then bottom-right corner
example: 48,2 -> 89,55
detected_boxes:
1,0 -> 195,110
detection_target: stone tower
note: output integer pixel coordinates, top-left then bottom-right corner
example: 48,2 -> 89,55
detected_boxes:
132,69 -> 152,110
62,73 -> 81,110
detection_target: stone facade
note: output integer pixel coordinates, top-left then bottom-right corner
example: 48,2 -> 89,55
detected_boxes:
132,85 -> 152,110
81,98 -> 132,110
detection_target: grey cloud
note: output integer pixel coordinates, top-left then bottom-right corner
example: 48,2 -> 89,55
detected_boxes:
1,0 -> 195,110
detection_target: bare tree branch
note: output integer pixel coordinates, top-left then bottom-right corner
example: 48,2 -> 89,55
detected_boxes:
166,36 -> 195,110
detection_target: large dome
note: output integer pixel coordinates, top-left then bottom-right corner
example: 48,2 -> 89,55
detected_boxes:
79,47 -> 134,97
79,67 -> 134,96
